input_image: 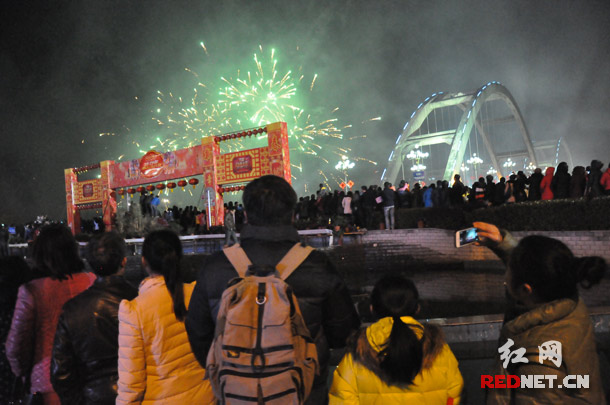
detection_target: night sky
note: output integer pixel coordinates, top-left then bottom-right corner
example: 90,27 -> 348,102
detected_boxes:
2,0 -> 610,224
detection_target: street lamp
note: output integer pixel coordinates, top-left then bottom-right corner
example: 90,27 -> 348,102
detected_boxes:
335,155 -> 355,191
467,153 -> 484,179
460,163 -> 470,178
503,158 -> 516,176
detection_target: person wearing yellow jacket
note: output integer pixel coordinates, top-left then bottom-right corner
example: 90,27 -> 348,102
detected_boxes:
329,276 -> 463,404
117,230 -> 214,404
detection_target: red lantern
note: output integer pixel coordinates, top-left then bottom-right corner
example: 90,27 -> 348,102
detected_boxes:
146,185 -> 155,192
136,186 -> 145,194
263,127 -> 268,133
188,178 -> 199,189
214,137 -> 220,143
127,188 -> 136,195
156,183 -> 166,191
117,189 -> 126,199
178,180 -> 187,190
219,188 -> 225,194
247,130 -> 252,136
167,182 -> 176,192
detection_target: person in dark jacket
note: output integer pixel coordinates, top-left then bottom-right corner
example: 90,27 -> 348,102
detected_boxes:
585,160 -> 604,198
51,232 -> 138,404
382,182 -> 396,230
475,222 -> 606,404
514,171 -> 528,202
527,168 -> 544,201
569,166 -> 587,198
450,174 -> 465,206
551,161 -> 571,199
360,185 -> 376,230
185,175 -> 360,405
484,175 -> 496,205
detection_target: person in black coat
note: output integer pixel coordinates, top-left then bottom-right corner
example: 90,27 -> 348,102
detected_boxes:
585,160 -> 604,198
185,175 -> 360,405
527,168 -> 544,201
551,162 -> 571,199
450,174 -> 465,206
569,166 -> 587,198
51,232 -> 138,404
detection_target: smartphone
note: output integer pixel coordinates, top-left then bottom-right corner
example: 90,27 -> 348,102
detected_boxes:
456,227 -> 479,248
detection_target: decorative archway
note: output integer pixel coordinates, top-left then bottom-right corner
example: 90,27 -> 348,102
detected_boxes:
64,122 -> 291,234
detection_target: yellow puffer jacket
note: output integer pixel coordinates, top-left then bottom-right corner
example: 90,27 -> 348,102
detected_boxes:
117,276 -> 215,404
329,316 -> 463,404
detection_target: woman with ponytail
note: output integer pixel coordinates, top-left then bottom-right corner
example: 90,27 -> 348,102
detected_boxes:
475,222 -> 607,404
116,230 -> 214,404
329,276 -> 463,404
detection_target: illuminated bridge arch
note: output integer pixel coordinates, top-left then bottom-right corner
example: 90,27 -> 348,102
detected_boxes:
382,82 -> 538,185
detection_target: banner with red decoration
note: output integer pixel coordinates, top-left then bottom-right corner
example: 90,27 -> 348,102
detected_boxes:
110,145 -> 203,188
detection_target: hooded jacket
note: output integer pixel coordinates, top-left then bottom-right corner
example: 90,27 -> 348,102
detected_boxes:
329,317 -> 463,404
116,276 -> 214,405
487,298 -> 605,404
540,167 -> 555,200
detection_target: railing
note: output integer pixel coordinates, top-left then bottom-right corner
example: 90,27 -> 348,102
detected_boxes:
8,229 -> 334,257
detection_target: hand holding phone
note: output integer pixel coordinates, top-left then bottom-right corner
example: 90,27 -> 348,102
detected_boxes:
456,227 -> 479,248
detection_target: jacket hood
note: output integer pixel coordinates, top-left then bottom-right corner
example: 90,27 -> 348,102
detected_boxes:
503,298 -> 578,336
544,167 -> 555,177
346,317 -> 445,386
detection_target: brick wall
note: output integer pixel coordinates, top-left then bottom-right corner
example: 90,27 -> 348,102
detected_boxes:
360,228 -> 610,262
327,228 -> 610,317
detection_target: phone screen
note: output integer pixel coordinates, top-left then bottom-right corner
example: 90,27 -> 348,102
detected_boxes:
458,227 -> 478,247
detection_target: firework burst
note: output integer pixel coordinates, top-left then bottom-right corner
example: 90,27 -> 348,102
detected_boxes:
122,45 -> 377,191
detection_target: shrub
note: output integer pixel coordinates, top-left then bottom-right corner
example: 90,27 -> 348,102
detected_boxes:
394,196 -> 610,231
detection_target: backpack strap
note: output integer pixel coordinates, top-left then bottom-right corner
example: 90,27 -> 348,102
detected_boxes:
275,243 -> 314,281
222,244 -> 252,278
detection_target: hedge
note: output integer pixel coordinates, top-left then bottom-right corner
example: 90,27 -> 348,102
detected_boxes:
388,196 -> 610,231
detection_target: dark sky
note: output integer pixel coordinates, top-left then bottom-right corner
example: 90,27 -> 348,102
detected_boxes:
2,0 -> 610,223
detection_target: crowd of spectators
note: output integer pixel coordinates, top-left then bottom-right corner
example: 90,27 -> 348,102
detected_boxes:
295,159 -> 610,231
0,175 -> 607,403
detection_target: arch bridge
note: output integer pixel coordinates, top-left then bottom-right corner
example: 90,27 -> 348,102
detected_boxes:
382,82 -> 540,185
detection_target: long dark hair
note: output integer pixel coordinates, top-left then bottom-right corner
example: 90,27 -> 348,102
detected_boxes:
33,224 -> 84,280
370,276 -> 423,385
142,230 -> 186,321
508,235 -> 606,302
